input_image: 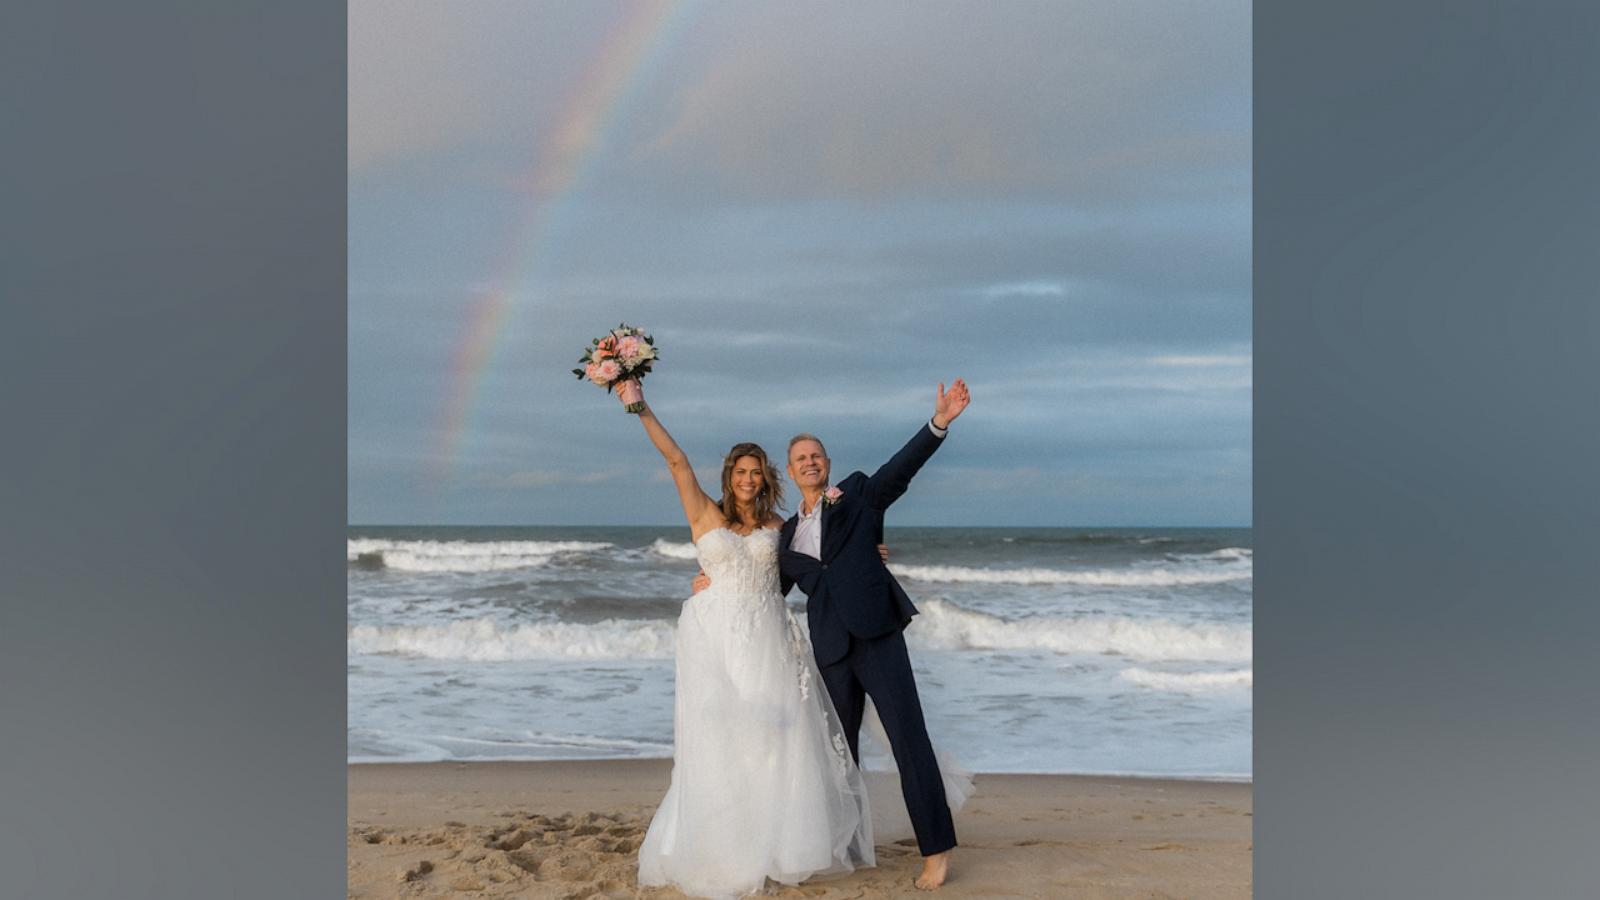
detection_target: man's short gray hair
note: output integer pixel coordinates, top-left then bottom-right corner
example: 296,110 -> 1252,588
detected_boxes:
787,433 -> 828,457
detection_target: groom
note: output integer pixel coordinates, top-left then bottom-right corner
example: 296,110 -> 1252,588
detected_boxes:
695,379 -> 971,891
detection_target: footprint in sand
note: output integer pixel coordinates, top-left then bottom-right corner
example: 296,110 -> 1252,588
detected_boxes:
539,848 -> 597,881
492,828 -> 539,851
395,860 -> 433,883
359,810 -> 656,897
505,847 -> 544,874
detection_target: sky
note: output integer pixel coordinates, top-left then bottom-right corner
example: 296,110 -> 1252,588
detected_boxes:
348,0 -> 1251,527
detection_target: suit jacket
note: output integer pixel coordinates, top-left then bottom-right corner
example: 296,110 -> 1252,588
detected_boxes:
780,423 -> 945,666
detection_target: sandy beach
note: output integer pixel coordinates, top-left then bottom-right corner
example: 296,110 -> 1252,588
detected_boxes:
349,760 -> 1251,899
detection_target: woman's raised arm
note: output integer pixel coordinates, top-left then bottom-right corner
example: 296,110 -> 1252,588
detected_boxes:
625,384 -> 716,531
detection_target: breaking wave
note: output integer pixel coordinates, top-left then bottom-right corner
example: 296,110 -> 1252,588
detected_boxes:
889,559 -> 1250,587
649,539 -> 700,560
1119,667 -> 1254,692
346,539 -> 612,573
909,599 -> 1251,662
347,617 -> 675,660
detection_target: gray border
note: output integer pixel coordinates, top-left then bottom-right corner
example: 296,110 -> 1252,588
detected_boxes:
5,1 -> 1600,896
1256,1 -> 1600,896
1,2 -> 346,897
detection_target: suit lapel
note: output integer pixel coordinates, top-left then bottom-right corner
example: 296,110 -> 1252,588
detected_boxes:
819,493 -> 845,562
818,499 -> 829,560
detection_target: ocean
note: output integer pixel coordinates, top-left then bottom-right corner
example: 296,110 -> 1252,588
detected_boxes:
348,525 -> 1251,778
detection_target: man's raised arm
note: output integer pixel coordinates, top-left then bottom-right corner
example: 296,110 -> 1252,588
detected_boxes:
864,379 -> 971,510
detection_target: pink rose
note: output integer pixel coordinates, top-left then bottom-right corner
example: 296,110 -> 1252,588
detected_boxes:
596,359 -> 622,382
617,335 -> 642,361
585,362 -> 607,385
823,486 -> 844,505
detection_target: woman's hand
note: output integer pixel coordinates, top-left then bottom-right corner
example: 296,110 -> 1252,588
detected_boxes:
878,544 -> 890,564
617,378 -> 643,409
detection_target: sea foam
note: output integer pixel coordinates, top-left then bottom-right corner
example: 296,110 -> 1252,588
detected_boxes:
909,599 -> 1251,662
348,617 -> 675,660
346,598 -> 1250,663
346,539 -> 612,572
649,539 -> 700,560
889,560 -> 1250,587
1119,667 -> 1254,692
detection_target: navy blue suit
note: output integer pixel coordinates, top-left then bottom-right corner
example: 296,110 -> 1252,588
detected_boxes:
779,423 -> 957,856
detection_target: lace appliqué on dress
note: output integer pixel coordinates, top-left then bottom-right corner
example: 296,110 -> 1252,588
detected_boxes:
694,528 -> 783,641
829,730 -> 854,778
785,612 -> 814,701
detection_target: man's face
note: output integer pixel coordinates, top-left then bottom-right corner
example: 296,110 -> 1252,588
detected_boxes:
787,439 -> 830,491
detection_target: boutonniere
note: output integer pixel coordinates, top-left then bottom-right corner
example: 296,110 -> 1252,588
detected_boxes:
821,486 -> 844,507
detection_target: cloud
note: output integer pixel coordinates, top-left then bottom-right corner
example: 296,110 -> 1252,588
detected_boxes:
1148,353 -> 1253,368
347,2 -> 488,171
486,468 -> 629,489
982,281 -> 1070,299
347,2 -> 1252,525
347,2 -> 620,173
626,1 -> 1250,205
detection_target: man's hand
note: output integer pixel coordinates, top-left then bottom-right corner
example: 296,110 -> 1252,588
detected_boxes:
932,378 -> 971,429
691,571 -> 710,595
878,544 -> 890,564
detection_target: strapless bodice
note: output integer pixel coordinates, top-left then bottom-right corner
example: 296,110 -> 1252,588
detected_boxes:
694,527 -> 782,596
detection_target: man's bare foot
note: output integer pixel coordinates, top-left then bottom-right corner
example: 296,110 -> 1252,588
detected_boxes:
914,849 -> 951,890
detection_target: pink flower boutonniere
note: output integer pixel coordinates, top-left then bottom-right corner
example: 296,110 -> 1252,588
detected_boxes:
822,486 -> 844,507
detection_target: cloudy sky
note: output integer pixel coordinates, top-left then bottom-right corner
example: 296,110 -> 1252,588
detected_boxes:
349,0 -> 1251,527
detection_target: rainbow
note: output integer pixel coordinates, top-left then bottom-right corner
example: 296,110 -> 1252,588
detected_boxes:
433,0 -> 696,479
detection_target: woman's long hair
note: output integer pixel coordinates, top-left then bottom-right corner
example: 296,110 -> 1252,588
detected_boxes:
717,442 -> 785,527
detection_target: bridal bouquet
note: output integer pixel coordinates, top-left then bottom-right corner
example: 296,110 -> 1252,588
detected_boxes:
573,323 -> 657,413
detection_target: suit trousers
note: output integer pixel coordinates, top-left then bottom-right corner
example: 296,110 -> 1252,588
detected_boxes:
817,629 -> 958,857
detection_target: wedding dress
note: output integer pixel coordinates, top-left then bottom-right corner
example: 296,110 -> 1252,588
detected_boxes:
637,527 -> 874,899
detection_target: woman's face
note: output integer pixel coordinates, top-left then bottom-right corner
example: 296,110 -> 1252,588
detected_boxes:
730,455 -> 765,504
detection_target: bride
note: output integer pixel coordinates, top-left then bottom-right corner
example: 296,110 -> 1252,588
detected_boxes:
621,381 -> 874,898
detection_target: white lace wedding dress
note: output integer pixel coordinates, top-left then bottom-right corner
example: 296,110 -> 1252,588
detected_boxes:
637,527 -> 874,899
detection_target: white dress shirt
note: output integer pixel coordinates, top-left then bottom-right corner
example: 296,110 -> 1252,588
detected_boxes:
791,418 -> 947,559
792,495 -> 824,560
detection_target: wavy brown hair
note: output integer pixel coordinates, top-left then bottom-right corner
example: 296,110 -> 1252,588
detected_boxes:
718,442 -> 785,528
